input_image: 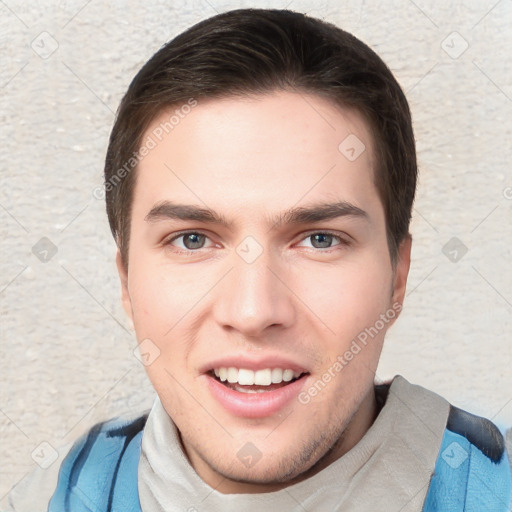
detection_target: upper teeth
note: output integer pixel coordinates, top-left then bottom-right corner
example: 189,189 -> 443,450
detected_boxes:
213,367 -> 302,386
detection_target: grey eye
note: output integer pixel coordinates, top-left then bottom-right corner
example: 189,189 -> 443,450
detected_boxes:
310,233 -> 335,249
182,233 -> 206,249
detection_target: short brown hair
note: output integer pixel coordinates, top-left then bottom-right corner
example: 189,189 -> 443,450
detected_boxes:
104,8 -> 417,267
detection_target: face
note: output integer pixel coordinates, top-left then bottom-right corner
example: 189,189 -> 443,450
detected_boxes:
117,91 -> 411,493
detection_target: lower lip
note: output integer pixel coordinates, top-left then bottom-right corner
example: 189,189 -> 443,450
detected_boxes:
205,374 -> 308,418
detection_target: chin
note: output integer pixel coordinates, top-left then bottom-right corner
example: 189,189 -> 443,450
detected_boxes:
215,461 -> 306,489
211,430 -> 335,490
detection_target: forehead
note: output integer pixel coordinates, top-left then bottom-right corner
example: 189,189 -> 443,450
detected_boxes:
134,91 -> 382,225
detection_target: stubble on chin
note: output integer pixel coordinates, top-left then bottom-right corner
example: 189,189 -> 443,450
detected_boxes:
181,407 -> 357,491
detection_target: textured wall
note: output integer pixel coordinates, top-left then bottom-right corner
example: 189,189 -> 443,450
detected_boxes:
1,0 -> 511,505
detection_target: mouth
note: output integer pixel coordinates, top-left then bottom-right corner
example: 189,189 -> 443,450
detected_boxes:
204,365 -> 310,418
209,367 -> 308,393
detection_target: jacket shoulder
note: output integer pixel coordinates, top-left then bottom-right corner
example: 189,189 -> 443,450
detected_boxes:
446,405 -> 505,462
423,406 -> 511,512
48,411 -> 149,512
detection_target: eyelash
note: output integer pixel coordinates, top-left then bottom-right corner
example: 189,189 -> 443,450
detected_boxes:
162,230 -> 351,255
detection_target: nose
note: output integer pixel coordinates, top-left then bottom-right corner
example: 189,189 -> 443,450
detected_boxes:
212,246 -> 296,338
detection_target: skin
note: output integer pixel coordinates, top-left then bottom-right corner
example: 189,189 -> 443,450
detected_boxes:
117,90 -> 411,493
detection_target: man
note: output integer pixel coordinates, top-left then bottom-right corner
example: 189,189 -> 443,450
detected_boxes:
12,8 -> 512,511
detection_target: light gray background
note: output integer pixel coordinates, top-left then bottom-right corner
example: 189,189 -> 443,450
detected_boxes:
1,0 -> 511,504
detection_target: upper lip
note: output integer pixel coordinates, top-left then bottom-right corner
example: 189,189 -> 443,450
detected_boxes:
200,355 -> 310,374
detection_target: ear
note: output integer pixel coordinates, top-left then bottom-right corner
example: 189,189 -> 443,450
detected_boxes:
390,234 -> 412,315
116,249 -> 134,327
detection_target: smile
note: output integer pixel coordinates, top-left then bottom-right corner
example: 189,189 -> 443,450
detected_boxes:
213,367 -> 304,386
205,366 -> 310,417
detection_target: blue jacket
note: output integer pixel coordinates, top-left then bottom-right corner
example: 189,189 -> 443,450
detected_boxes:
48,407 -> 511,511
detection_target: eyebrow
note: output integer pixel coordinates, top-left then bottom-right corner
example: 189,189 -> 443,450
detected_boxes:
144,200 -> 369,228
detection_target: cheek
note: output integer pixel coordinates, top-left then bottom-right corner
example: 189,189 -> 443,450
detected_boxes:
127,265 -> 192,332
127,271 -> 195,404
127,267 -> 204,381
295,256 -> 392,330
